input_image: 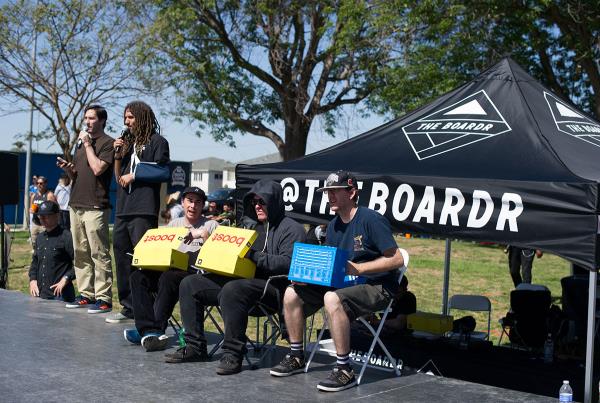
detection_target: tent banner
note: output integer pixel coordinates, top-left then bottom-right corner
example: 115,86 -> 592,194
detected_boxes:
236,168 -> 598,268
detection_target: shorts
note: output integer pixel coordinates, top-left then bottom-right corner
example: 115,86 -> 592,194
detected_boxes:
291,283 -> 392,321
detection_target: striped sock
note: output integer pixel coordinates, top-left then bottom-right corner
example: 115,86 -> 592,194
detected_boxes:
336,352 -> 350,368
290,342 -> 304,358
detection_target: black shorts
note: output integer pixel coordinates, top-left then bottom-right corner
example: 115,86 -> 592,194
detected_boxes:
291,283 -> 392,321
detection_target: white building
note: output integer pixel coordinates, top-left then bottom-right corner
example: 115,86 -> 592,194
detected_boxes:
191,153 -> 282,193
190,157 -> 233,193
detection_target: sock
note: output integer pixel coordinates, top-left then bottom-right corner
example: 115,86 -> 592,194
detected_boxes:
336,352 -> 351,369
290,341 -> 304,358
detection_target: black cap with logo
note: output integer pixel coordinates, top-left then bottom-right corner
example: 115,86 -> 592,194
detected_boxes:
181,186 -> 206,200
317,170 -> 358,192
37,200 -> 60,216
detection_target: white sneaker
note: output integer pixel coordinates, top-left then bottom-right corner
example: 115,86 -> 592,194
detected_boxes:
105,312 -> 133,323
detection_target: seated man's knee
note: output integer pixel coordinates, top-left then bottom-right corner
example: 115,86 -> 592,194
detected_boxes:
284,286 -> 302,307
323,291 -> 342,313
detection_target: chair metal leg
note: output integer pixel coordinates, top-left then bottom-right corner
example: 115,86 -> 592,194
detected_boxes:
355,305 -> 400,385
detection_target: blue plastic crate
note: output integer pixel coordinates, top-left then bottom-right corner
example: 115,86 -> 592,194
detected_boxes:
288,243 -> 366,288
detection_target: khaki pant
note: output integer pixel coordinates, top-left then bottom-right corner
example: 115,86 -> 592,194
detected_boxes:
30,222 -> 44,249
70,207 -> 113,302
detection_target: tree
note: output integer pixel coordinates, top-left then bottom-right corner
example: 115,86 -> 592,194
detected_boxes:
0,0 -> 154,160
370,1 -> 600,119
139,1 -> 405,160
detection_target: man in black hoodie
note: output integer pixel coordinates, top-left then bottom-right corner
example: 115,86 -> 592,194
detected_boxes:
165,179 -> 305,375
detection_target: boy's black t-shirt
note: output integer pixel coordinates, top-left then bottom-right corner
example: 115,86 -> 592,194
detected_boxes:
326,206 -> 400,292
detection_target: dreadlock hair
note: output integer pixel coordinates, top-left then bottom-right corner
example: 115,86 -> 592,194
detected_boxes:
124,101 -> 161,156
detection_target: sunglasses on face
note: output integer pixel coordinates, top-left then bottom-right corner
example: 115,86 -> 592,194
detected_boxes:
37,182 -> 45,185
251,198 -> 266,207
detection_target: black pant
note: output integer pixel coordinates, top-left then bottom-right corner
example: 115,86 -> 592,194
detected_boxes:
59,210 -> 70,230
130,268 -> 191,336
113,215 -> 157,317
508,247 -> 534,287
179,274 -> 281,357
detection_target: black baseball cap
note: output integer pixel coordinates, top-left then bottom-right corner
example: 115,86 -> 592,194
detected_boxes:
317,170 -> 359,192
181,186 -> 206,200
37,200 -> 60,216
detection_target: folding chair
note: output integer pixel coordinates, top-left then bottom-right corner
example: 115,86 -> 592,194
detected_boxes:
305,249 -> 409,385
244,275 -> 288,369
447,294 -> 492,341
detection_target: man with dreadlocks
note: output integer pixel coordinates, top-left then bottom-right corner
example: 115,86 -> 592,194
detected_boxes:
106,101 -> 171,323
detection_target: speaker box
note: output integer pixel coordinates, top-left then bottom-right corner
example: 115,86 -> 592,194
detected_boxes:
0,152 -> 19,205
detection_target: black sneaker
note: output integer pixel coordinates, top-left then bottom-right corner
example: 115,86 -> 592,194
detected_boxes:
317,367 -> 357,392
269,354 -> 305,377
164,346 -> 209,363
216,352 -> 242,375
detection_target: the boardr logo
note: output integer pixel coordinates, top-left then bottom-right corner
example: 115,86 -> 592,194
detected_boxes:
544,92 -> 600,148
402,90 -> 511,160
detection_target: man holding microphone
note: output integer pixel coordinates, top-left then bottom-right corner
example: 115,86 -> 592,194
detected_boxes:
57,105 -> 115,314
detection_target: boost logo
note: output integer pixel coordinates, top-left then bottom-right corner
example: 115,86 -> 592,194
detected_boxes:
210,233 -> 246,247
143,234 -> 177,243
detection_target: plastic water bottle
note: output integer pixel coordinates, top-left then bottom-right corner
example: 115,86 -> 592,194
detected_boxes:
559,380 -> 573,402
543,333 -> 554,363
178,327 -> 186,347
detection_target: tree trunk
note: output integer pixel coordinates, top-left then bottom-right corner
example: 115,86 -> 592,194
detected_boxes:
281,122 -> 310,161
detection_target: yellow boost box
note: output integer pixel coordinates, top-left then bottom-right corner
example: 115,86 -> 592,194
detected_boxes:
407,311 -> 454,335
132,227 -> 190,271
195,226 -> 257,278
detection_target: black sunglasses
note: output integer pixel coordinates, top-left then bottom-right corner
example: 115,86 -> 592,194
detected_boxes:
251,198 -> 266,207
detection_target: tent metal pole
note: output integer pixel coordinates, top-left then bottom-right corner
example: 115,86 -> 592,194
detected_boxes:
442,239 -> 451,315
584,269 -> 597,403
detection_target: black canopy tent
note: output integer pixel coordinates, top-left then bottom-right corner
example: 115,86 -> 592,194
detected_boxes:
235,58 -> 600,402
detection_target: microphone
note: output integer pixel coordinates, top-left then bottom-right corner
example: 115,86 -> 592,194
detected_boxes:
77,127 -> 91,149
115,126 -> 130,154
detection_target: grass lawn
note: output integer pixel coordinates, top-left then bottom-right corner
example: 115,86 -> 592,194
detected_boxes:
4,229 -> 571,345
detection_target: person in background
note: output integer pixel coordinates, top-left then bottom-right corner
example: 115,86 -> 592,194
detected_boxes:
109,100 -> 170,324
204,201 -> 220,219
161,191 -> 184,224
505,245 -> 543,287
54,173 -> 71,229
29,176 -> 56,249
29,175 -> 38,199
28,200 -> 75,302
211,200 -> 234,225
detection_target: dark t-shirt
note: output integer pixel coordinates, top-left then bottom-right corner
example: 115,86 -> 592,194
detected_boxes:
70,133 -> 114,209
326,206 -> 399,291
116,133 -> 170,217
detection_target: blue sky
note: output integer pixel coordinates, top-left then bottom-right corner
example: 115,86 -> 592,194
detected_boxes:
0,101 -> 385,163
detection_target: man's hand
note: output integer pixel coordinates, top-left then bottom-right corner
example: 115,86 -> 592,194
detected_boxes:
29,280 -> 39,297
78,130 -> 91,147
50,277 -> 68,296
346,260 -> 362,276
535,249 -> 543,258
56,156 -> 75,175
184,227 -> 209,244
118,173 -> 134,188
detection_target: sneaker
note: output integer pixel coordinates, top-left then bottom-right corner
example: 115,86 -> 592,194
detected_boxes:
141,334 -> 170,352
316,367 -> 357,392
270,354 -> 305,377
65,296 -> 94,309
164,346 -> 209,363
105,312 -> 133,323
87,300 -> 112,314
124,328 -> 142,345
216,352 -> 242,375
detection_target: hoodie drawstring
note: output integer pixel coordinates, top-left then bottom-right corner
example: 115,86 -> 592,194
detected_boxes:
261,221 -> 269,253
